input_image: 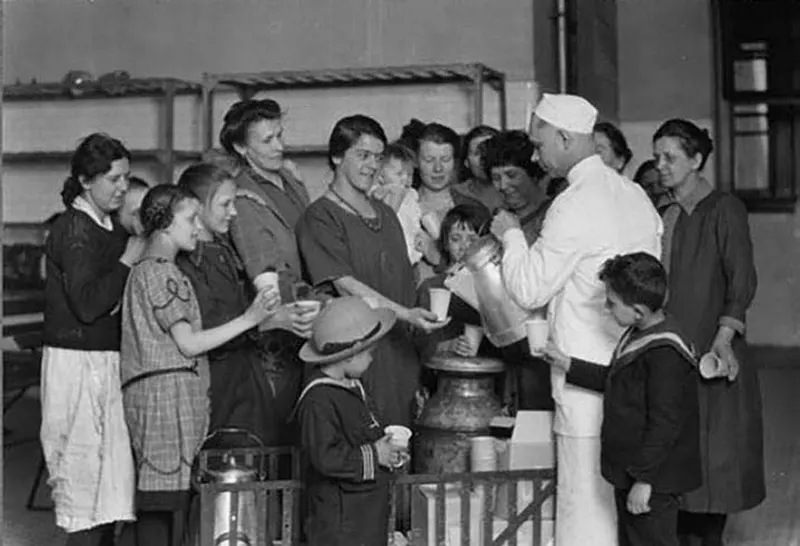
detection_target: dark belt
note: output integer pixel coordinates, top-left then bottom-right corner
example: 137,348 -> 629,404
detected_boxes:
121,363 -> 199,390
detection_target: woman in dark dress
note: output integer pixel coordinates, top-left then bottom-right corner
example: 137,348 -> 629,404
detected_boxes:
40,133 -> 142,546
219,99 -> 318,443
296,115 -> 446,427
176,163 -> 308,445
653,119 -> 765,546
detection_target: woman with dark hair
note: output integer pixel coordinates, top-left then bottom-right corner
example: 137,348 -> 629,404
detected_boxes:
40,133 -> 143,545
297,115 -> 445,427
219,99 -> 317,442
652,118 -> 764,546
594,121 -> 633,173
483,130 -> 552,241
482,130 -> 557,411
176,163 -> 308,445
452,125 -> 504,211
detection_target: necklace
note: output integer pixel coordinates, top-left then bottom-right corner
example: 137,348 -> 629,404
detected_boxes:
328,186 -> 382,232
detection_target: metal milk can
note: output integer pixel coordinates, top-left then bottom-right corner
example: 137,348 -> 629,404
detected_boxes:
413,354 -> 505,474
196,429 -> 263,546
463,235 -> 533,347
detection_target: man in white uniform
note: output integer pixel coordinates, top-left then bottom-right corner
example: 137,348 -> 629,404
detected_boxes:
491,94 -> 663,546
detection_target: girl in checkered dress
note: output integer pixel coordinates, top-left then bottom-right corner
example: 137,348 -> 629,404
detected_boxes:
119,184 -> 279,545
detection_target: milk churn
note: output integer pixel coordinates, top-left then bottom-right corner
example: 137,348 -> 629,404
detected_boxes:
463,235 -> 533,347
196,429 -> 263,546
414,354 -> 505,474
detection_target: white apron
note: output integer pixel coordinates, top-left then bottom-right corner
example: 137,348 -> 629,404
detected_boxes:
555,435 -> 617,546
40,347 -> 135,532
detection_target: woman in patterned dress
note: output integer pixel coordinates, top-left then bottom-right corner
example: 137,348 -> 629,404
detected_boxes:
119,185 -> 278,545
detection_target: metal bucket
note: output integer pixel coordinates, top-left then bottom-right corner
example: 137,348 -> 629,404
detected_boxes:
463,235 -> 532,347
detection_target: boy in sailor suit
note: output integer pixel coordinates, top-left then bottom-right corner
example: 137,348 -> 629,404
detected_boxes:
294,297 -> 407,546
545,253 -> 701,546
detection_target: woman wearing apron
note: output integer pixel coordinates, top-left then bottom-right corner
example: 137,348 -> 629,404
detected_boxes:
40,133 -> 143,545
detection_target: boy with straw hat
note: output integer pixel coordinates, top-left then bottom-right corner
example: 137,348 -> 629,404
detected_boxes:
295,297 -> 408,546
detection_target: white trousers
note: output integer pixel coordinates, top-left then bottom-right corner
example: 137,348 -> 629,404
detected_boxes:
555,434 -> 617,546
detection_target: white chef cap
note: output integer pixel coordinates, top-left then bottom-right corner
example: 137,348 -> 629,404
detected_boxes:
534,93 -> 598,134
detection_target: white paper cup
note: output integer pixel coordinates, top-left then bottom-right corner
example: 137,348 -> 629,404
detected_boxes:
526,318 -> 549,355
463,324 -> 484,356
384,425 -> 412,449
699,352 -> 726,379
470,436 -> 497,472
257,271 -> 281,302
421,211 -> 442,240
429,288 -> 451,321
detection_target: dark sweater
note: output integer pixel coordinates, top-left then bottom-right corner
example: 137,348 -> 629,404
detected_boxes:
43,208 -> 130,351
567,316 -> 701,494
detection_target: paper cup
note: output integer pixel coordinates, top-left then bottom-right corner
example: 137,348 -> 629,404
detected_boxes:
525,318 -> 549,355
294,299 -> 322,319
429,288 -> 451,321
257,271 -> 281,302
463,324 -> 484,356
421,211 -> 442,240
470,436 -> 497,472
699,352 -> 726,379
384,425 -> 412,449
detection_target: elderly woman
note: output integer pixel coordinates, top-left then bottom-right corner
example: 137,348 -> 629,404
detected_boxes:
653,118 -> 764,546
482,130 -> 558,411
219,98 -> 318,444
297,115 -> 444,427
594,121 -> 633,174
40,133 -> 143,545
452,125 -> 504,211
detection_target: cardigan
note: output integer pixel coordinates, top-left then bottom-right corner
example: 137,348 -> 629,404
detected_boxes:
43,208 -> 130,351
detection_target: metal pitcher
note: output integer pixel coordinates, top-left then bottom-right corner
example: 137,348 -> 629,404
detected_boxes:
463,235 -> 532,347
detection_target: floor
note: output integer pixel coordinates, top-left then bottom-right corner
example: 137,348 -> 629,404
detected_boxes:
4,368 -> 800,546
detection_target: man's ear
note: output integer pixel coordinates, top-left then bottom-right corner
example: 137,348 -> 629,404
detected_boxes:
632,303 -> 649,321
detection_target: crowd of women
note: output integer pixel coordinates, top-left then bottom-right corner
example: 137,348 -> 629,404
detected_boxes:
39,95 -> 763,546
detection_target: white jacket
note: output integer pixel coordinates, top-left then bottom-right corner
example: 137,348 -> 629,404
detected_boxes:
501,155 -> 663,437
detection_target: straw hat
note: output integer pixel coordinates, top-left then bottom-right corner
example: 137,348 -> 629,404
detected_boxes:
299,296 -> 396,365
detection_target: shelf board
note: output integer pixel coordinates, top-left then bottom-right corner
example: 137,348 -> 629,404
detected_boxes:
207,63 -> 505,92
2,149 -> 203,164
3,77 -> 201,102
3,146 -> 327,165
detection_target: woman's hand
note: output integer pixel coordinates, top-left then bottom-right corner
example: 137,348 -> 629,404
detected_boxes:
415,231 -> 441,266
120,236 -> 146,267
711,325 -> 739,381
243,287 -> 281,326
402,307 -> 449,333
262,302 -> 318,338
542,340 -> 571,373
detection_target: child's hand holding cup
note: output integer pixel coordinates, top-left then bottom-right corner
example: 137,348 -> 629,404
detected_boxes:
384,425 -> 412,469
454,324 -> 484,357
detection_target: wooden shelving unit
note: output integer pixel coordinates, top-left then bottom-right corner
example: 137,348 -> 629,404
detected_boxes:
200,63 -> 508,152
2,77 -> 202,181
